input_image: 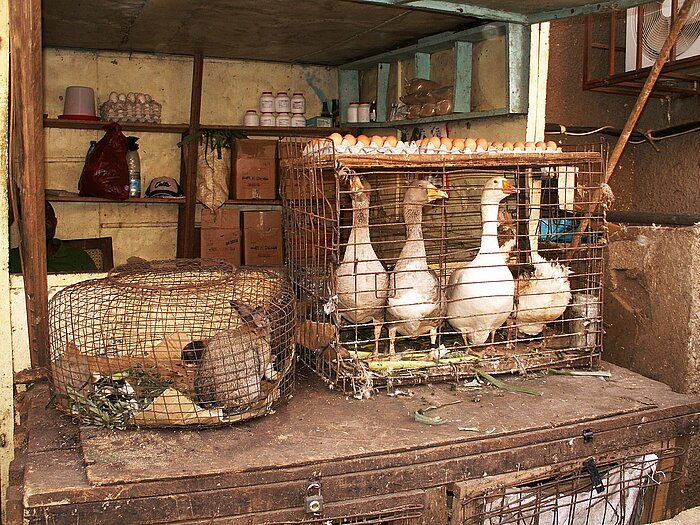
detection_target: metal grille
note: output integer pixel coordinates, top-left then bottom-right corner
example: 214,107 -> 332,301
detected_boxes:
49,259 -> 296,428
280,137 -> 606,397
457,447 -> 685,525
264,504 -> 424,524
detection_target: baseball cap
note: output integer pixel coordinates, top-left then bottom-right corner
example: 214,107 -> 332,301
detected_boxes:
145,177 -> 183,198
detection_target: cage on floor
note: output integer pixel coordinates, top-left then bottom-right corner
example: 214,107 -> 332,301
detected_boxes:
452,445 -> 685,524
280,137 -> 606,396
49,259 -> 296,428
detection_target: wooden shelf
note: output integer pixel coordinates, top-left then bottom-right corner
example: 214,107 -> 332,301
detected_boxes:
223,199 -> 282,206
202,124 -> 354,137
46,195 -> 185,204
43,118 -> 190,134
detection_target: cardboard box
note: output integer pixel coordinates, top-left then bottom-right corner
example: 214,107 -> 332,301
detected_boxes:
200,208 -> 241,266
242,211 -> 283,266
231,139 -> 278,200
282,170 -> 336,201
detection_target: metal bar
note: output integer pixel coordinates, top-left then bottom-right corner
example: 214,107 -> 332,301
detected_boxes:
570,0 -> 698,250
376,63 -> 391,122
452,41 -> 472,113
607,210 -> 700,226
507,23 -> 530,114
608,11 -> 617,76
338,24 -> 507,70
177,52 -> 203,258
415,52 -> 430,80
339,69 -> 360,124
9,0 -> 50,368
527,0 -> 649,23
346,0 -> 528,23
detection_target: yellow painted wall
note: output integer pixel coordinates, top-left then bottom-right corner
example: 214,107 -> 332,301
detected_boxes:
42,49 -> 338,266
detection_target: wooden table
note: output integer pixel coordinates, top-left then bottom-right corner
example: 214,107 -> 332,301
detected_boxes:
8,363 -> 700,524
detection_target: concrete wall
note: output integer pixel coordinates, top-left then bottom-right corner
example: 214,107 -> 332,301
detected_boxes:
42,49 -> 338,266
546,16 -> 700,510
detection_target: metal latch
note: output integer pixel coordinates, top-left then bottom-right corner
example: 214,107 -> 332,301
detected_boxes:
304,481 -> 324,514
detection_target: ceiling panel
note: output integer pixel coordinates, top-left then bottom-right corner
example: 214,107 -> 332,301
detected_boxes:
41,0 -> 649,65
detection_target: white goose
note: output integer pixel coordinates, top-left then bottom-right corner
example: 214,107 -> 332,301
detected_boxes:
513,169 -> 572,338
446,176 -> 517,347
386,180 -> 449,355
335,174 -> 389,357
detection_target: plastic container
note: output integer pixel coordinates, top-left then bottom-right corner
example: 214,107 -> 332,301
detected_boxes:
259,91 -> 275,113
346,102 -> 359,123
244,109 -> 260,126
290,93 -> 306,114
260,112 -> 275,126
275,112 -> 292,127
357,102 -> 371,123
62,86 -> 97,118
126,136 -> 141,198
291,114 -> 306,127
274,92 -> 291,113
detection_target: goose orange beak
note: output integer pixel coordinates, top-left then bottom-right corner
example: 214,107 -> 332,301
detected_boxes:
350,175 -> 364,193
502,179 -> 517,195
426,183 -> 449,201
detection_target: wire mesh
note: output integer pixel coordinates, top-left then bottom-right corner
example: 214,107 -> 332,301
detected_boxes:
457,446 -> 685,525
280,137 -> 607,396
264,504 -> 424,524
49,259 -> 296,428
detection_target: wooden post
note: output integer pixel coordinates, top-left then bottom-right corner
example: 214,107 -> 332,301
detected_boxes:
177,52 -> 204,258
570,0 -> 697,250
9,0 -> 50,368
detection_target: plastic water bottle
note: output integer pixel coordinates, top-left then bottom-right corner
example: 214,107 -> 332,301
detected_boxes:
126,136 -> 141,198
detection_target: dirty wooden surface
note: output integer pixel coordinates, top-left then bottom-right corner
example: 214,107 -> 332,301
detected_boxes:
11,363 -> 700,524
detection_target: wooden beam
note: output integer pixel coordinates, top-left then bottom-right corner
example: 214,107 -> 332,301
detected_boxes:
9,0 -> 49,368
570,0 -> 698,250
177,53 -> 204,258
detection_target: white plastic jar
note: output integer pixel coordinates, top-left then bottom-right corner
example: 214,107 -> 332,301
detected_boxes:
290,93 -> 306,114
274,92 -> 291,113
275,112 -> 292,127
346,102 -> 359,123
260,112 -> 276,126
244,109 -> 260,126
291,114 -> 306,127
259,91 -> 274,113
357,102 -> 371,123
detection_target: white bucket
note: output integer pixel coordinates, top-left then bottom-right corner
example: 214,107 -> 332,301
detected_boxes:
62,86 -> 96,117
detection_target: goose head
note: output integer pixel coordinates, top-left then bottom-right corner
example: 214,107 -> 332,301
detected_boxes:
404,179 -> 449,206
348,174 -> 372,204
481,176 -> 517,204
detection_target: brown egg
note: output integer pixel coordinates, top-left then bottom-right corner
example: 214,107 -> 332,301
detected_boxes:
343,134 -> 357,146
440,137 -> 453,148
502,142 -> 514,151
546,140 -> 558,151
428,136 -> 441,149
476,137 -> 489,150
370,135 -> 384,147
535,141 -> 546,151
524,141 -> 536,151
491,141 -> 504,151
513,141 -> 525,151
464,138 -> 477,152
385,135 -> 398,148
328,132 -> 343,146
452,138 -> 465,151
356,134 -> 370,147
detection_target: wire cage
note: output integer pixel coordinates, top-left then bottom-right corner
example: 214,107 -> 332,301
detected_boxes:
49,259 -> 296,428
265,504 -> 424,525
280,136 -> 607,397
454,446 -> 685,524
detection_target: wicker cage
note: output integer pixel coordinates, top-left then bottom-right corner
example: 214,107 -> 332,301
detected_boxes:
280,137 -> 606,397
49,259 -> 296,428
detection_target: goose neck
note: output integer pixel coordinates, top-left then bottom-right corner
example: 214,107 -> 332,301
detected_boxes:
480,201 -> 501,253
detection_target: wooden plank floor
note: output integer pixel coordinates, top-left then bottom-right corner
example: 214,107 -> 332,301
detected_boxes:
11,363 -> 700,524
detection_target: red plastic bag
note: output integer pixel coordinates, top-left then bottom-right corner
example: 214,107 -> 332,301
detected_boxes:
79,123 -> 130,200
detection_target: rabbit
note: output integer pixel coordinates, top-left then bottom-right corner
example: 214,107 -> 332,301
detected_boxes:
194,300 -> 273,412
